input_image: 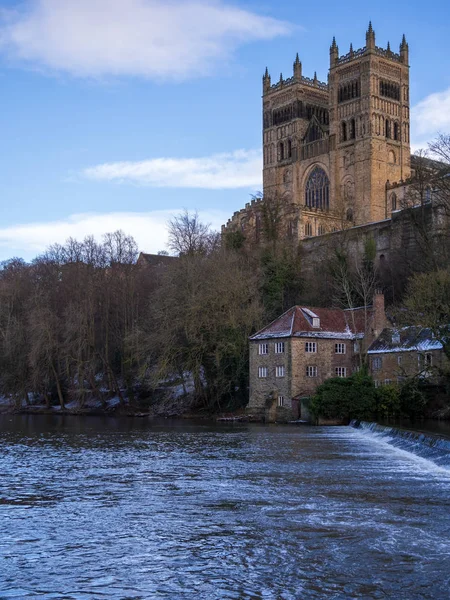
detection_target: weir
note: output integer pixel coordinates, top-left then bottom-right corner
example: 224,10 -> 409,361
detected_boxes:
350,420 -> 450,469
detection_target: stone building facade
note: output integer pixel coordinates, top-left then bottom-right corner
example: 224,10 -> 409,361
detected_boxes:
248,293 -> 388,422
223,23 -> 412,244
367,327 -> 447,386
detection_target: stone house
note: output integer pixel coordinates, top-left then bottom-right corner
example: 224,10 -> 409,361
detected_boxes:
367,327 -> 448,386
248,292 -> 387,422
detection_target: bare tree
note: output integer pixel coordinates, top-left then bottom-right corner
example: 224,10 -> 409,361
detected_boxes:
167,210 -> 217,256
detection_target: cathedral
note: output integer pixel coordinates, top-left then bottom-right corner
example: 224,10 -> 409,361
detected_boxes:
223,23 -> 413,242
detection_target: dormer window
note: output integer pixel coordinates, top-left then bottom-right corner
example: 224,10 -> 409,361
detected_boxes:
301,308 -> 321,328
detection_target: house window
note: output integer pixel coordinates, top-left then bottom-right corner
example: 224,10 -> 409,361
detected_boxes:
258,343 -> 268,355
306,366 -> 318,377
384,379 -> 392,385
397,356 -> 402,366
335,367 -> 347,378
354,342 -> 360,353
305,222 -> 313,237
275,342 -> 285,354
425,353 -> 432,367
305,342 -> 317,353
258,366 -> 268,378
374,380 -> 380,388
425,187 -> 432,203
275,366 -> 285,378
372,357 -> 382,371
335,343 -> 346,354
277,395 -> 284,407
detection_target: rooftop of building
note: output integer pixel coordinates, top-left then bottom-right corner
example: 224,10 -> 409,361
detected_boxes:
250,305 -> 373,341
137,252 -> 177,267
367,327 -> 444,354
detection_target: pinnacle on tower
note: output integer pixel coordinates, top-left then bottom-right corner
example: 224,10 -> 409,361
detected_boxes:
313,71 -> 318,84
349,43 -> 354,54
262,67 -> 271,92
293,53 -> 302,79
399,33 -> 409,63
366,20 -> 376,49
387,41 -> 391,53
330,35 -> 339,66
279,72 -> 283,84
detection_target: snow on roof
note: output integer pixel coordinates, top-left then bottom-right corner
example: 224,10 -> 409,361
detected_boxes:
367,327 -> 444,354
250,305 -> 371,341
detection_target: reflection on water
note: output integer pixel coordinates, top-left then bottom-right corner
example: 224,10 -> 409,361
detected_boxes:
0,415 -> 449,599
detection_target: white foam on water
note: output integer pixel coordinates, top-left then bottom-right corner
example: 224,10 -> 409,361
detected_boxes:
346,425 -> 450,479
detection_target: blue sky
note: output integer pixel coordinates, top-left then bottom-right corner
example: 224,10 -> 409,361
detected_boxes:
0,0 -> 449,260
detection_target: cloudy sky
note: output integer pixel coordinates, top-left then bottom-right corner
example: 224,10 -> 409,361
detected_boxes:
0,0 -> 449,260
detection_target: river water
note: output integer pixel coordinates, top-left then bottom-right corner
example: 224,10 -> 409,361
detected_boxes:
0,416 -> 449,599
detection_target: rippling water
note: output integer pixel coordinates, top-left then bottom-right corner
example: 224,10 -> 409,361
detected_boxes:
0,416 -> 449,599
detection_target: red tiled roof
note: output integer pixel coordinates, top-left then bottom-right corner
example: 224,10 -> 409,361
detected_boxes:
250,305 -> 373,340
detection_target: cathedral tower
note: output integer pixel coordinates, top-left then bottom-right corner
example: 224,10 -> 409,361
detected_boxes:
329,23 -> 411,224
260,23 -> 410,239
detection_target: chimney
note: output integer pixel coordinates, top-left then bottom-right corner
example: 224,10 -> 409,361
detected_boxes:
372,290 -> 387,340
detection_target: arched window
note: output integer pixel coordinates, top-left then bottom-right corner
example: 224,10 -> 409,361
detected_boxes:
391,193 -> 397,211
425,186 -> 432,203
393,122 -> 399,141
346,208 -> 354,222
305,222 -> 313,237
341,121 -> 347,142
350,119 -> 356,139
305,167 -> 330,211
318,224 -> 325,235
385,119 -> 390,139
279,142 -> 284,161
388,150 -> 396,164
287,139 -> 292,158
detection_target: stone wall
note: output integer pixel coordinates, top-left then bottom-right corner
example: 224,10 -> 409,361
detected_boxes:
248,338 -> 293,422
369,348 -> 446,386
299,201 -> 449,304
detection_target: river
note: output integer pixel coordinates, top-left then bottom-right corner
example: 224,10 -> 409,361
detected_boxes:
0,416 -> 449,599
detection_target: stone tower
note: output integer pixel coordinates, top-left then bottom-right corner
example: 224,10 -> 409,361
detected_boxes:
329,23 -> 411,224
259,23 -> 411,240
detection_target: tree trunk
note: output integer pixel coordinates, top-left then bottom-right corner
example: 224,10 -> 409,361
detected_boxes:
50,362 -> 65,410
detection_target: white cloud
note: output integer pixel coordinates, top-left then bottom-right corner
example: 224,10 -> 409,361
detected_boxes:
83,149 -> 262,189
411,86 -> 450,150
0,0 -> 290,80
0,209 -> 229,260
